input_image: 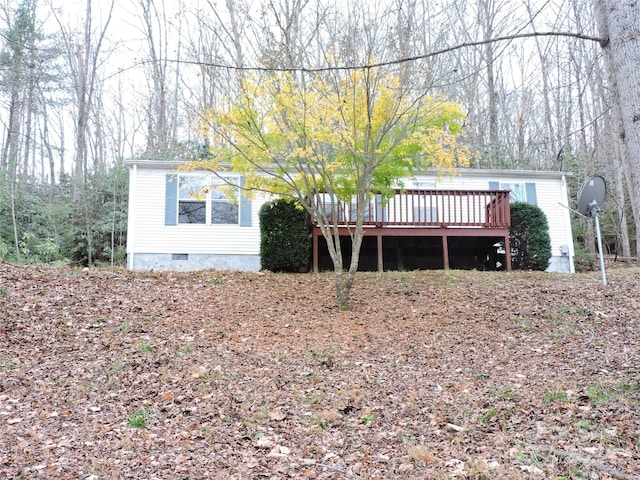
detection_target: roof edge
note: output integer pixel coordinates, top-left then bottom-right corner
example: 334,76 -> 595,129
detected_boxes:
124,159 -> 572,178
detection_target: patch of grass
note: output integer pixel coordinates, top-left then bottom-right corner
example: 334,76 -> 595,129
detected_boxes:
571,468 -> 589,480
584,381 -> 636,404
513,449 -> 551,467
106,360 -> 127,375
479,407 -> 497,424
0,356 -> 20,371
616,380 -> 638,395
543,390 -> 568,404
309,416 -> 328,429
515,315 -> 535,331
574,306 -> 594,317
298,372 -> 315,381
360,412 -> 374,425
253,405 -> 269,421
300,392 -> 324,405
575,419 -> 593,432
501,390 -> 517,400
309,410 -> 340,429
127,407 -> 152,428
139,342 -> 153,352
0,286 -> 7,296
170,346 -> 193,357
586,383 -> 613,404
488,387 -> 517,400
549,316 -> 577,335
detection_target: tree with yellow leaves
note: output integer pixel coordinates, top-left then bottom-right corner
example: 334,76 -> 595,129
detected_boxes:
191,66 -> 468,310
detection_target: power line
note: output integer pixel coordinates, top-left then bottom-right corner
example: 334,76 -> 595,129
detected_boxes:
150,31 -> 606,73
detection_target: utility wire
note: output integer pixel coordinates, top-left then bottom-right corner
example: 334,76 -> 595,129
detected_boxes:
152,31 -> 606,73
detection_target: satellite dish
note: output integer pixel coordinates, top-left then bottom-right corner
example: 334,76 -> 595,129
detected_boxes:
578,175 -> 606,217
577,175 -> 608,286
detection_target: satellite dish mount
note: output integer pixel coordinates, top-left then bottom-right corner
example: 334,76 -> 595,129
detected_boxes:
578,176 -> 607,286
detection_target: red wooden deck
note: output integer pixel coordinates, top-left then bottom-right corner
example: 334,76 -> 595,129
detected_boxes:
311,189 -> 512,272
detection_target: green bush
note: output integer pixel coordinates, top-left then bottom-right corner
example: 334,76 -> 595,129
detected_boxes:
260,198 -> 310,272
573,242 -> 596,272
509,202 -> 552,271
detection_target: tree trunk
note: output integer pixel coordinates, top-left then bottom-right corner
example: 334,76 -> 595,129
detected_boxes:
4,87 -> 22,260
613,148 -> 632,263
593,0 -> 640,265
334,269 -> 356,311
479,0 -> 499,166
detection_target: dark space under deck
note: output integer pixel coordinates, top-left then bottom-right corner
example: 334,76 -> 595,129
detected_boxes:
313,228 -> 509,272
311,189 -> 512,272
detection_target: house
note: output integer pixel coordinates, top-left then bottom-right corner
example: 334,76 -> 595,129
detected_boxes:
125,160 -> 575,274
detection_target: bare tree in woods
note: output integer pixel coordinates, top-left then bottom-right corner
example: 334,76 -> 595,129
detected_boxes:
446,0 -> 518,167
592,0 -> 640,262
478,0 -> 509,166
137,0 -> 184,159
55,0 -> 114,195
54,0 -> 114,264
202,0 -> 249,89
0,0 -> 45,259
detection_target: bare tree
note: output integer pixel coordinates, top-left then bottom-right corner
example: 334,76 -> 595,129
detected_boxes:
0,0 -> 46,259
592,0 -> 640,263
54,0 -> 114,264
136,0 -> 184,159
55,0 -> 114,194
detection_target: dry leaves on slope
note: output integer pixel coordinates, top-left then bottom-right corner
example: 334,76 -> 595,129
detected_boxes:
1,264 -> 639,479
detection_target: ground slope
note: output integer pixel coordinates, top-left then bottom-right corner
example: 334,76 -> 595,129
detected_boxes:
1,264 -> 638,479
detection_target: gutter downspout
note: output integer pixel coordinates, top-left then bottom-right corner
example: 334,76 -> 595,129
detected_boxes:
126,164 -> 137,270
561,174 -> 575,273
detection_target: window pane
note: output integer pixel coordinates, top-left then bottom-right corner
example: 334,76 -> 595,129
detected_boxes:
210,188 -> 228,200
210,178 -> 239,200
179,176 -> 206,200
211,202 -> 239,224
179,201 -> 206,223
500,182 -> 525,203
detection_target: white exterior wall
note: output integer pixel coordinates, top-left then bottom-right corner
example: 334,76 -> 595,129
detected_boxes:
126,162 -> 575,273
126,162 -> 270,271
411,169 -> 575,273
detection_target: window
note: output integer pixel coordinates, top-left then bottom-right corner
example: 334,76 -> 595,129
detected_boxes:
493,182 -> 537,205
179,175 -> 207,224
500,182 -> 526,203
209,177 -> 239,224
177,175 -> 240,225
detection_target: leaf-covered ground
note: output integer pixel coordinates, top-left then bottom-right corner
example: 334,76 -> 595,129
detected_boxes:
0,263 -> 639,479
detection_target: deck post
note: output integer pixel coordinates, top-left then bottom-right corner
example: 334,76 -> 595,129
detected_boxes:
442,235 -> 450,270
504,233 -> 511,272
377,233 -> 383,272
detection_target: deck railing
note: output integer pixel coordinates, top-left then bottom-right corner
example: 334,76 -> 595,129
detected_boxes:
312,189 -> 511,229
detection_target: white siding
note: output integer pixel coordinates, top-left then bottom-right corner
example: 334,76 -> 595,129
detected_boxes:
128,166 -> 268,256
127,163 -> 574,273
411,171 -> 574,270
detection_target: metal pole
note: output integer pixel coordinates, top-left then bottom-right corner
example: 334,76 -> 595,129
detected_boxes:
594,213 -> 607,286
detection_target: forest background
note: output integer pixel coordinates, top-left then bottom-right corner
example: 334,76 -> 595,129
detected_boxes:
0,0 -> 634,268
